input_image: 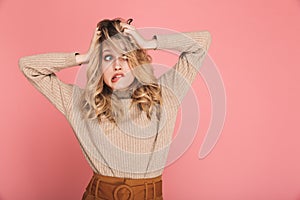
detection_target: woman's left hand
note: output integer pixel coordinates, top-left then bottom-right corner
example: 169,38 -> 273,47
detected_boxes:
120,22 -> 157,50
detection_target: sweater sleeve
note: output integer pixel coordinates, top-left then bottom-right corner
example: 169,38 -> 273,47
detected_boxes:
153,31 -> 211,106
18,52 -> 79,116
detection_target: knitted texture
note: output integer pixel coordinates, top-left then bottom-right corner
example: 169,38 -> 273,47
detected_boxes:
19,31 -> 211,178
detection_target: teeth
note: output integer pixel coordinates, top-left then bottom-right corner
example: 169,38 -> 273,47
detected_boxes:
112,74 -> 123,80
113,74 -> 123,79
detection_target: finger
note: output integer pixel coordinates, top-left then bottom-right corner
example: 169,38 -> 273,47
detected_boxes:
127,18 -> 133,25
123,29 -> 130,38
123,29 -> 134,37
120,22 -> 135,30
94,28 -> 99,34
120,22 -> 127,27
123,28 -> 129,33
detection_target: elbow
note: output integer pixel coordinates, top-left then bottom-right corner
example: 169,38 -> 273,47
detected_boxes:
18,56 -> 31,75
203,31 -> 212,52
18,57 -> 26,72
193,31 -> 212,53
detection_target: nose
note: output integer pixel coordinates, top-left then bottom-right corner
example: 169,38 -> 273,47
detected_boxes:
114,64 -> 122,71
113,57 -> 123,71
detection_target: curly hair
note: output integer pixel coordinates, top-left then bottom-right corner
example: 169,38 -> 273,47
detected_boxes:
79,18 -> 162,124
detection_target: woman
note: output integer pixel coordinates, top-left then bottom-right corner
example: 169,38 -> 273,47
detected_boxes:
19,17 -> 211,200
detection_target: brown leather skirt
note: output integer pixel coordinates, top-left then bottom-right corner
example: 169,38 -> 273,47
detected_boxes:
81,172 -> 163,200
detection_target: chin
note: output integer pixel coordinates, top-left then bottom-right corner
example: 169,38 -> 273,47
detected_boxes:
114,86 -> 127,91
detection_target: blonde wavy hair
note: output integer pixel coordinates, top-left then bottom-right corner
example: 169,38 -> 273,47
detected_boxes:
79,18 -> 162,124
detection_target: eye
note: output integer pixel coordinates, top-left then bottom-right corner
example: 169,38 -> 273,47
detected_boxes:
104,54 -> 114,61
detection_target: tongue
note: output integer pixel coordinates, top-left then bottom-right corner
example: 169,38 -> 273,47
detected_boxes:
112,76 -> 122,82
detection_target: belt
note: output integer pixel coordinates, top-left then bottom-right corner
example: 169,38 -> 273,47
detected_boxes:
83,172 -> 163,200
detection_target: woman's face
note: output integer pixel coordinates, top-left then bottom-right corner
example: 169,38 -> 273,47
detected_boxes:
101,40 -> 135,91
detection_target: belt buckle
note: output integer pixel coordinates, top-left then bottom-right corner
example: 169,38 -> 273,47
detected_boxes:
113,184 -> 134,200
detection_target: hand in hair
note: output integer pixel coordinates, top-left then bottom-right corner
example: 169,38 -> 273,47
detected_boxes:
77,27 -> 101,65
87,27 -> 101,57
120,22 -> 157,50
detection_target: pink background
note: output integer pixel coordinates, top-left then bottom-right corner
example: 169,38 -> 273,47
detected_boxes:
1,0 -> 300,199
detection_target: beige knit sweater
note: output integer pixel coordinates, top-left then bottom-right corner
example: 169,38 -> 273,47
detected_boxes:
19,31 -> 211,179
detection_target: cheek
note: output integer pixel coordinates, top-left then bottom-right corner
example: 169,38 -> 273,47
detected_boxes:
127,65 -> 135,78
103,74 -> 110,85
101,64 -> 110,74
124,61 -> 133,73
101,69 -> 111,85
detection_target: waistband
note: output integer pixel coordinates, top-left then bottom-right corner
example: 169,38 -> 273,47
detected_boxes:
84,172 -> 163,200
91,172 -> 162,186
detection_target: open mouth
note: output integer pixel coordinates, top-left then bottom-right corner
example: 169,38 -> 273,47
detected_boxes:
111,73 -> 124,83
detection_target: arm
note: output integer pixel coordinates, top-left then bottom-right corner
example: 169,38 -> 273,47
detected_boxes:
153,31 -> 211,105
19,27 -> 100,116
18,52 -> 80,116
118,23 -> 211,105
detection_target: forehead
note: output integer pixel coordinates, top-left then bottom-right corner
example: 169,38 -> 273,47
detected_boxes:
102,38 -> 127,54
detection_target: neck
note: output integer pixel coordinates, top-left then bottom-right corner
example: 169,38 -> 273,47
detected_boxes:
114,78 -> 139,92
112,79 -> 140,99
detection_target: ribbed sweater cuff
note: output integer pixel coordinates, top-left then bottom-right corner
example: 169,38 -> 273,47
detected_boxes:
59,52 -> 79,68
152,31 -> 211,52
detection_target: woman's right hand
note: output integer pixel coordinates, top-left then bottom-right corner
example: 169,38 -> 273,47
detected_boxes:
76,27 -> 101,65
87,27 -> 101,56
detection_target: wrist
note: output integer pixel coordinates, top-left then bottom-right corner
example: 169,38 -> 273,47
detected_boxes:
75,52 -> 89,65
143,38 -> 158,50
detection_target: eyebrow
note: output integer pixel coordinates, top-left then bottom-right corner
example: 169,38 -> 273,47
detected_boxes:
103,49 -> 112,53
